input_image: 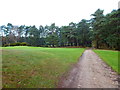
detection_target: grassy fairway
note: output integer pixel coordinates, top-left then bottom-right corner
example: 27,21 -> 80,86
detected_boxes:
93,49 -> 119,74
2,46 -> 85,88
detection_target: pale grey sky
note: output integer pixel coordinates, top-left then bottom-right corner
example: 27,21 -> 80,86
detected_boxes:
0,0 -> 119,27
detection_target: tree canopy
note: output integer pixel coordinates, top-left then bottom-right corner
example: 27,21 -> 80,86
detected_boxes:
0,9 -> 119,50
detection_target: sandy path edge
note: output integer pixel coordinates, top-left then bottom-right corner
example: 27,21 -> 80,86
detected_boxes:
57,49 -> 119,88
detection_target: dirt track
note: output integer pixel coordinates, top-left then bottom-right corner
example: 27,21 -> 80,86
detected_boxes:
58,49 -> 118,88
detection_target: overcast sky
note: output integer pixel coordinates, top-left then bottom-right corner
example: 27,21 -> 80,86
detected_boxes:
0,0 -> 119,27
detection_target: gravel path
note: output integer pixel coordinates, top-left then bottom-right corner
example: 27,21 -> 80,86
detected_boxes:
58,49 -> 118,88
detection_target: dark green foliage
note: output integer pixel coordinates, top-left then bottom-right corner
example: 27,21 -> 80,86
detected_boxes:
77,19 -> 91,47
0,9 -> 119,50
91,9 -> 120,50
3,42 -> 28,47
20,42 -> 28,46
10,42 -> 21,46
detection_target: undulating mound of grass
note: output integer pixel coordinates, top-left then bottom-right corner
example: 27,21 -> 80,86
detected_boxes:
2,46 -> 85,88
93,49 -> 119,74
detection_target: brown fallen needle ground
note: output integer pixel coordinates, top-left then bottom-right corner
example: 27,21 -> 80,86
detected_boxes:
58,49 -> 118,88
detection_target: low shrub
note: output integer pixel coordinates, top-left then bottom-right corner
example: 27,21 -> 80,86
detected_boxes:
3,42 -> 28,47
20,42 -> 28,46
3,44 -> 9,47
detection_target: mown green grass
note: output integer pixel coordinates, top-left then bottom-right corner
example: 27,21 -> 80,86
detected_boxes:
93,49 -> 119,74
2,46 -> 85,88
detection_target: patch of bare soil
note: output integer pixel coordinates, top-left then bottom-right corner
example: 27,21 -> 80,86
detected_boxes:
58,49 -> 119,88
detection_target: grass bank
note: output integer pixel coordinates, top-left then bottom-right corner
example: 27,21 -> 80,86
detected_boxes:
2,46 -> 85,88
93,49 -> 119,74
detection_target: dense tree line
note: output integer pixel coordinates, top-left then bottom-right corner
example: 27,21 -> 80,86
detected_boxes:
0,9 -> 119,50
